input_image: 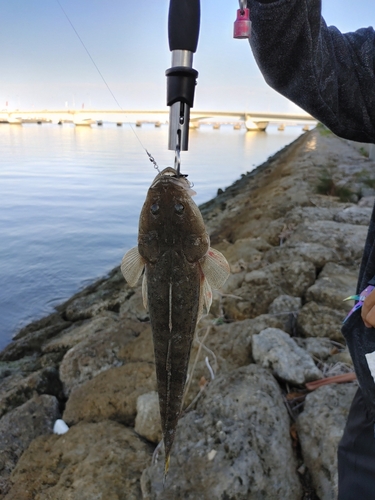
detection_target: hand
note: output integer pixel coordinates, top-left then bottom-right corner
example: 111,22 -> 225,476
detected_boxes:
362,288 -> 375,327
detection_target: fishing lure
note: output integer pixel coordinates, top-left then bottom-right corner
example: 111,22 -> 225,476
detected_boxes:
343,283 -> 375,323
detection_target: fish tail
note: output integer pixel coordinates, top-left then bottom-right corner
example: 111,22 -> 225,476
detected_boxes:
163,454 -> 170,487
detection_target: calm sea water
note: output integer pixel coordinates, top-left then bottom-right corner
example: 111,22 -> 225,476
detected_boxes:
0,122 -> 302,349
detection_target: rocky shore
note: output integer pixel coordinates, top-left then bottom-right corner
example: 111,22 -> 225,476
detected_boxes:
1,127 -> 374,499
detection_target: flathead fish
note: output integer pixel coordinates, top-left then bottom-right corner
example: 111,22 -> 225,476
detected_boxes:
121,167 -> 230,477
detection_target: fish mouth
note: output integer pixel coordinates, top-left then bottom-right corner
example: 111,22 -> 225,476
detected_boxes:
151,167 -> 196,195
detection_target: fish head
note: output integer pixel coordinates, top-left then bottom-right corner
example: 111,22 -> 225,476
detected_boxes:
138,167 -> 209,263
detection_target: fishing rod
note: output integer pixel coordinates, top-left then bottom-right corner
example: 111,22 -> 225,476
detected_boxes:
166,0 -> 200,176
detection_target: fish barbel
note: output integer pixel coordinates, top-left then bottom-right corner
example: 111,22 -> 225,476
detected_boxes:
121,167 -> 230,477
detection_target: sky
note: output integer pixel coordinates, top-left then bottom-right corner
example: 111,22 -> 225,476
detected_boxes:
0,0 -> 373,113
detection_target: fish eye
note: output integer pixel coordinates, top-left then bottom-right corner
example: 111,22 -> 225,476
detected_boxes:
150,203 -> 160,215
174,203 -> 184,214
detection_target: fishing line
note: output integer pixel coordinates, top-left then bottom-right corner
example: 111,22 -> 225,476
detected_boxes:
56,0 -> 161,173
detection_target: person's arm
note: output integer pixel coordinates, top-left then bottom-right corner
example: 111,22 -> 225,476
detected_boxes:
248,0 -> 375,143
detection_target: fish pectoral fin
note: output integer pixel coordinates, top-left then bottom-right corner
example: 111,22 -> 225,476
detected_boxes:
200,247 -> 230,291
142,274 -> 148,310
200,277 -> 213,315
121,246 -> 145,287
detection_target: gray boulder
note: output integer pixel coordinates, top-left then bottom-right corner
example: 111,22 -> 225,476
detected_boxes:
5,421 -> 152,500
142,364 -> 302,499
0,394 -> 60,496
135,391 -> 162,444
297,384 -> 357,500
252,327 -> 322,385
297,301 -> 345,341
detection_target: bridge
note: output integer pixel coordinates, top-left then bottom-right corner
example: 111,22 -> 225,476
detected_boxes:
0,109 -> 317,131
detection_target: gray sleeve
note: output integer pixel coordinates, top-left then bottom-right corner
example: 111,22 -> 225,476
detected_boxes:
248,0 -> 375,142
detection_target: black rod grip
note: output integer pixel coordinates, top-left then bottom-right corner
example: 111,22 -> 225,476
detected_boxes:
168,0 -> 200,53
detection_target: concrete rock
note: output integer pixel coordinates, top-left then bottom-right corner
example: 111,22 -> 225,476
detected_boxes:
0,366 -> 63,419
297,384 -> 357,500
42,313 -> 118,354
142,365 -> 302,499
268,295 -> 301,334
287,220 -> 367,264
59,318 -> 150,396
265,242 -> 340,268
182,315 -> 286,407
135,391 -> 162,444
252,327 -> 322,385
294,337 -> 334,361
297,301 -> 345,341
0,394 -> 60,497
306,262 -> 358,312
5,421 -> 152,500
63,268 -> 132,322
0,320 -> 71,362
119,289 -> 150,321
333,205 -> 372,225
223,260 -> 314,321
63,362 -> 156,426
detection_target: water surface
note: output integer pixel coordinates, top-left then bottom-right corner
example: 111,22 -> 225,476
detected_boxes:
0,122 -> 302,349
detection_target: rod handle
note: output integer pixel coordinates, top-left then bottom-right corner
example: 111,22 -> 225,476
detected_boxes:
168,0 -> 200,53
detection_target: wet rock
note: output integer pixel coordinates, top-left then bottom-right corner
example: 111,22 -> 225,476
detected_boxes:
5,421 -> 152,500
0,394 -> 60,497
12,312 -> 67,341
63,362 -> 156,426
135,391 -> 162,444
64,269 -> 132,321
252,327 -> 322,385
0,320 -> 71,362
43,312 -> 119,354
142,365 -> 302,499
297,301 -> 345,341
297,384 -> 357,500
0,367 -> 63,419
59,318 -> 150,396
306,262 -> 358,312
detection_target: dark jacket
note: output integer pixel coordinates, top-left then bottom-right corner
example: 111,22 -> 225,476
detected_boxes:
248,0 -> 375,418
248,0 -> 375,143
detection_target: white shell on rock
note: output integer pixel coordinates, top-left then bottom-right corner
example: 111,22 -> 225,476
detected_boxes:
53,419 -> 69,435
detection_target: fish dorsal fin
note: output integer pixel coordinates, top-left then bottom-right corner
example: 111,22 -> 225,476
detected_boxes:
200,247 -> 230,291
121,246 -> 145,287
142,273 -> 148,310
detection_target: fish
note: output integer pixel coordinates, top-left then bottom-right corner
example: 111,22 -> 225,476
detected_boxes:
121,167 -> 230,478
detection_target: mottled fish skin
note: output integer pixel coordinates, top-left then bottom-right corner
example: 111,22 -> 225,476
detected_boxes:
121,167 -> 229,476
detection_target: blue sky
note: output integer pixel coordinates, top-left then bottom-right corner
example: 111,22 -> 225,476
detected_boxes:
0,0 -> 373,112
